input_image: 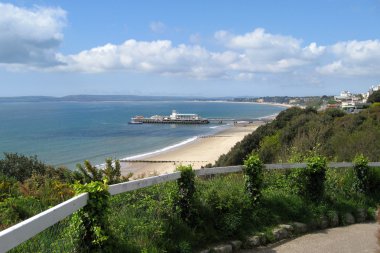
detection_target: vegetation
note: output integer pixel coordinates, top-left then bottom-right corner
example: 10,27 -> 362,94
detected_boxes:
71,181 -> 111,252
367,90 -> 380,103
216,106 -> 380,166
0,154 -> 127,231
76,159 -> 131,184
232,95 -> 333,108
103,159 -> 379,252
243,154 -> 263,205
175,165 -> 196,225
296,155 -> 327,202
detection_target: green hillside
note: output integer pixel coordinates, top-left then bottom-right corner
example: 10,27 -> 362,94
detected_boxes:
216,106 -> 380,166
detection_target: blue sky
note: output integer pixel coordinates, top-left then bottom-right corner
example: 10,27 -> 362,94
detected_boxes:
0,0 -> 379,97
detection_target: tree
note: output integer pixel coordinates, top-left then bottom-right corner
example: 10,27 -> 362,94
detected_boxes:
367,90 -> 380,103
0,153 -> 48,182
76,159 -> 131,184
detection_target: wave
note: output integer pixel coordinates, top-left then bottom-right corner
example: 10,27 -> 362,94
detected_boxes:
256,113 -> 279,120
121,136 -> 198,161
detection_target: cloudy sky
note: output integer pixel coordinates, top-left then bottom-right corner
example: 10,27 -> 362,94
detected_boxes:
1,0 -> 379,97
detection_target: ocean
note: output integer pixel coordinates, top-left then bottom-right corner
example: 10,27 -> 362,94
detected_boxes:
0,101 -> 284,169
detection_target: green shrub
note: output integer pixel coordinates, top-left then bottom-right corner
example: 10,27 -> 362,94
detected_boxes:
198,174 -> 250,238
0,153 -> 48,182
0,174 -> 19,201
325,168 -> 357,201
71,180 -> 111,252
175,165 -> 196,226
0,197 -> 44,229
243,154 -> 264,205
353,154 -> 370,195
367,167 -> 380,200
295,155 -> 327,202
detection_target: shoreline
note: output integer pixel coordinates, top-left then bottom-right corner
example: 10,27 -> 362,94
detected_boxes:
120,121 -> 265,178
191,100 -> 294,109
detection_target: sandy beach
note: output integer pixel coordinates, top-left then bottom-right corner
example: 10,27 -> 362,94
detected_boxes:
120,122 -> 264,178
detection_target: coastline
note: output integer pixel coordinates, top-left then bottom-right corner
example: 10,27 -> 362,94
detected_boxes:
120,121 -> 264,178
192,100 -> 294,109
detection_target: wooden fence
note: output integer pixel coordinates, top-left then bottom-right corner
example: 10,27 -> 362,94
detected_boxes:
1,162 -> 380,253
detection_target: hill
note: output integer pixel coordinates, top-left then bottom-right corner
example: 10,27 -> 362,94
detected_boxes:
215,106 -> 380,166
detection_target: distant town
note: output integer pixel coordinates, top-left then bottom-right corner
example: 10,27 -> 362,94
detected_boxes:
232,83 -> 380,113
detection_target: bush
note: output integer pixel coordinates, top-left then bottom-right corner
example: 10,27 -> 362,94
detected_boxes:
353,154 -> 370,195
243,154 -> 264,205
295,155 -> 327,202
175,165 -> 196,226
367,90 -> 380,103
71,181 -> 111,252
0,197 -> 44,229
0,173 -> 19,201
198,174 -> 250,238
0,153 -> 48,182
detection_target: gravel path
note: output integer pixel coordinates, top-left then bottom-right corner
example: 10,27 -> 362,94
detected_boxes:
242,222 -> 379,253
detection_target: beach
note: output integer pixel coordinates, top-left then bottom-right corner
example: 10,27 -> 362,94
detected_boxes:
120,121 -> 264,178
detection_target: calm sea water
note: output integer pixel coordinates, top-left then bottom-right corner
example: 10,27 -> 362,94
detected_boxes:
0,101 -> 283,169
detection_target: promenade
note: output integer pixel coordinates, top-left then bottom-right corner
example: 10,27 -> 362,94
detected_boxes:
242,222 -> 379,253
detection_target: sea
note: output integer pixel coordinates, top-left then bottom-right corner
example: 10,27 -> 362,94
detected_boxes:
0,101 -> 284,169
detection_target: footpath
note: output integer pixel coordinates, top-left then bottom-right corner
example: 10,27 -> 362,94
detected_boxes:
241,222 -> 379,253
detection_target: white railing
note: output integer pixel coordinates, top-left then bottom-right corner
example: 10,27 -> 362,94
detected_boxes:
0,193 -> 88,253
1,162 -> 380,253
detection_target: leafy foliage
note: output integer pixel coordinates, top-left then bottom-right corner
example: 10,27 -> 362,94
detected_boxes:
76,160 -> 103,183
367,90 -> 380,103
243,154 -> 264,205
0,154 -> 75,229
353,154 -> 370,195
0,153 -> 49,182
76,159 -> 131,184
303,156 -> 327,202
71,181 -> 111,252
175,165 -> 196,225
215,106 -> 380,166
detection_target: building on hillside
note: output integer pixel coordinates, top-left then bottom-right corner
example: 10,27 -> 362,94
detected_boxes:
334,91 -> 353,101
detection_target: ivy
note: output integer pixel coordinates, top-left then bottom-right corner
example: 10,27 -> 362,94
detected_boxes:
243,154 -> 263,205
353,154 -> 370,195
175,165 -> 196,226
70,180 -> 111,252
300,155 -> 327,202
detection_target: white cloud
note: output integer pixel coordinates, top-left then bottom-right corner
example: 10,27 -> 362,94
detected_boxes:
213,28 -> 325,73
0,3 -> 66,66
56,28 -> 380,81
215,28 -> 301,52
58,39 -> 238,79
317,40 -> 380,76
149,21 -> 166,33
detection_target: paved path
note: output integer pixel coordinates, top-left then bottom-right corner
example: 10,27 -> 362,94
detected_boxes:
242,222 -> 379,253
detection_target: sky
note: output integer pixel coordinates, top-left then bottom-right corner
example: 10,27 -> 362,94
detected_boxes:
0,0 -> 380,97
